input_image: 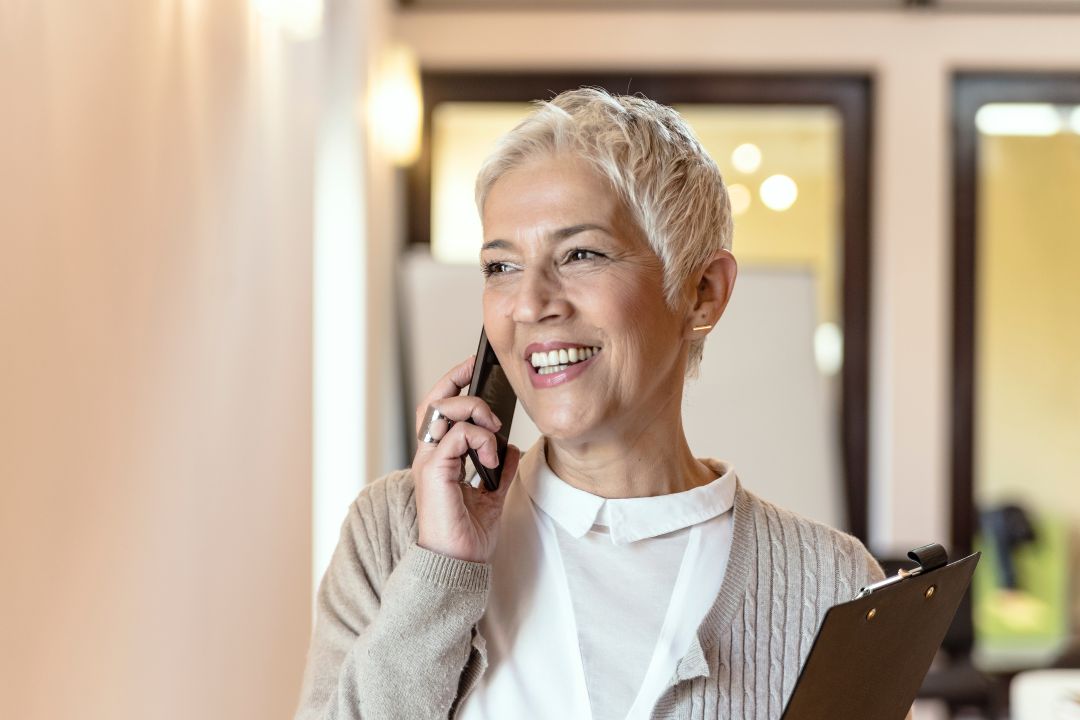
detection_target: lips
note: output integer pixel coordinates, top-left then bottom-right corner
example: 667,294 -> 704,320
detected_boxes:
528,345 -> 601,374
523,341 -> 602,388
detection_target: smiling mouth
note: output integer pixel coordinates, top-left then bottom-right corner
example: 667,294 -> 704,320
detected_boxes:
529,346 -> 601,376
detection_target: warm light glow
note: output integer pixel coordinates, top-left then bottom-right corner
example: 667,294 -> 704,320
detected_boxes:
367,45 -> 423,167
976,104 -> 1062,137
1070,106 -> 1080,135
728,183 -> 752,216
760,174 -> 798,212
251,0 -> 323,40
814,322 -> 844,376
731,143 -> 762,174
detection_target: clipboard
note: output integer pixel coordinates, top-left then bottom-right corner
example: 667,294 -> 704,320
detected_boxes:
781,544 -> 981,720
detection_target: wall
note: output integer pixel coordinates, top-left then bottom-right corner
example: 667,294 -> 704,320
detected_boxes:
392,8 -> 1080,554
0,2 -> 316,718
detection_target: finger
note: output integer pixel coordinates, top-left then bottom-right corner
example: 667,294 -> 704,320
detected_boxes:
424,395 -> 502,434
415,355 -> 476,432
415,411 -> 454,445
428,421 -> 499,470
461,442 -> 520,494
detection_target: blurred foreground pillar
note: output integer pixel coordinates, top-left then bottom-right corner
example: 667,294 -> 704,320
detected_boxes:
0,2 -> 319,718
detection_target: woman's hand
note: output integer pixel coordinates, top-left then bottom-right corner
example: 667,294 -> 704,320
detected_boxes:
412,355 -> 521,564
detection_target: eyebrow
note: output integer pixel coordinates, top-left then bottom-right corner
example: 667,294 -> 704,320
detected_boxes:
480,224 -> 611,252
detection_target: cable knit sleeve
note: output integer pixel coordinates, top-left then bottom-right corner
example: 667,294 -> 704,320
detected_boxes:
835,531 -> 886,603
293,471 -> 490,720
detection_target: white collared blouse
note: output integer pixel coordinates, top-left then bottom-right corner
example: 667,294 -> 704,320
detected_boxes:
458,444 -> 736,720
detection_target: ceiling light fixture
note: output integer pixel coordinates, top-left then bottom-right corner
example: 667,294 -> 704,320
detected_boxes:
760,174 -> 798,212
731,143 -> 763,174
976,103 -> 1062,137
1069,106 -> 1080,135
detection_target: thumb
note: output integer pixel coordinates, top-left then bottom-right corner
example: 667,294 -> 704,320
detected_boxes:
488,443 -> 521,501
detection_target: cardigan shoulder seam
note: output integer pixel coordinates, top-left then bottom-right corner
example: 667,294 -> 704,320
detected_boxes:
735,485 -> 878,581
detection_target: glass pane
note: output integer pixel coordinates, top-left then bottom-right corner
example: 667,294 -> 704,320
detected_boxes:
430,102 -> 532,264
973,102 -> 1080,667
674,105 -> 842,329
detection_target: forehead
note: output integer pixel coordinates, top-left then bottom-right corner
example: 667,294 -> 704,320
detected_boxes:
481,154 -> 626,235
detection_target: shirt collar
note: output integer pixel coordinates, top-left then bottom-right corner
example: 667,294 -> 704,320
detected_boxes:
519,443 -> 737,545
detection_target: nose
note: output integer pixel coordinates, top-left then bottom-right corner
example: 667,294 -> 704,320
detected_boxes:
511,265 -> 571,325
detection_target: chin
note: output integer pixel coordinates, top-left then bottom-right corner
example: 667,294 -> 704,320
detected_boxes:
527,405 -> 601,444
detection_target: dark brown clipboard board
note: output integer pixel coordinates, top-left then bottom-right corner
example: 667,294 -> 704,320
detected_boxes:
781,552 -> 981,720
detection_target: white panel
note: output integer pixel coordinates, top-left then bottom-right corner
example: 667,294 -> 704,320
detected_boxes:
314,0 -> 365,600
683,267 -> 843,528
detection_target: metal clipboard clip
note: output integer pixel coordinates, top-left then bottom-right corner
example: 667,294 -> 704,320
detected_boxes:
855,543 -> 950,599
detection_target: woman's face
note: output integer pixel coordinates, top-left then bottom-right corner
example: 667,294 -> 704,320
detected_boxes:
480,154 -> 691,445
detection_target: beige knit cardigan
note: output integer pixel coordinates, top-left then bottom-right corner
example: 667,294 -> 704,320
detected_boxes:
294,464 -> 884,720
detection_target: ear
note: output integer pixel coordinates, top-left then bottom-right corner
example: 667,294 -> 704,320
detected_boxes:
684,249 -> 737,339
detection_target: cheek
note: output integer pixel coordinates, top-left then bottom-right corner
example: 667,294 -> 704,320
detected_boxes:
481,290 -> 516,361
594,274 -> 678,356
481,284 -> 509,319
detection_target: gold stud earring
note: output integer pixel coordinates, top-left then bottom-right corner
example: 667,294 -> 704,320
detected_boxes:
692,324 -> 713,332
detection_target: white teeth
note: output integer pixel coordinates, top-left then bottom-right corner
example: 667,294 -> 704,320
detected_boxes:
529,346 -> 602,369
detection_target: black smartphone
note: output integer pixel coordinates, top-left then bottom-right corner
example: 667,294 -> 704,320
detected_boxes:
465,329 -> 516,491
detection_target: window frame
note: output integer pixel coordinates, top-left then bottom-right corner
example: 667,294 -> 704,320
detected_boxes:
951,72 -> 1080,557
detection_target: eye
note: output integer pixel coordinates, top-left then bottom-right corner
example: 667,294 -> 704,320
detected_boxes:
481,261 -> 516,278
565,248 -> 604,263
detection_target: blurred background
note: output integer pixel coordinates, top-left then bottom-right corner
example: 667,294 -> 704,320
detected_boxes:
1,1 -> 1079,718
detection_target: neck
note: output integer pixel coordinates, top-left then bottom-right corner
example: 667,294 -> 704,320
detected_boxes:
544,393 -> 717,499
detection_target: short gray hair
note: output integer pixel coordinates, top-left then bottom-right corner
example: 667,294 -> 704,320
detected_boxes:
475,87 -> 733,372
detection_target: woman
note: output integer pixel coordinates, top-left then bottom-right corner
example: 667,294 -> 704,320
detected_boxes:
294,88 -> 883,720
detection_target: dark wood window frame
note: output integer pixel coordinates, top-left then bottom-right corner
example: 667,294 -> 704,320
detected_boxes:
951,72 -> 1080,557
408,71 -> 875,542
